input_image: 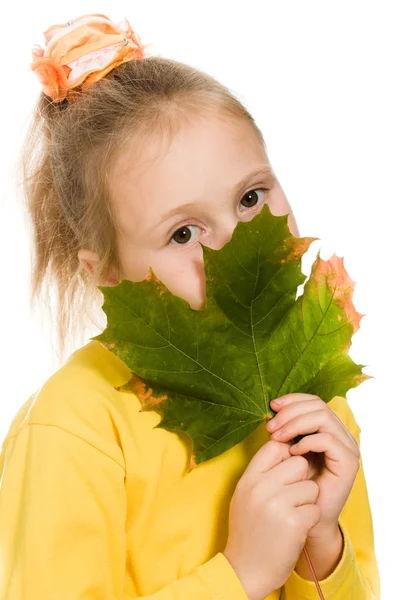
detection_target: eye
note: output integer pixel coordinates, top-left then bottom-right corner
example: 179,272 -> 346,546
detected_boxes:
239,188 -> 268,212
168,188 -> 269,246
169,224 -> 202,246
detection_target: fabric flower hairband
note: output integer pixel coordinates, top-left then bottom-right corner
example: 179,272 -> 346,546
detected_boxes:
30,13 -> 152,103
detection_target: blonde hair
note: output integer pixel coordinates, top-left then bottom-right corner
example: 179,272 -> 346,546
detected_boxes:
17,56 -> 266,363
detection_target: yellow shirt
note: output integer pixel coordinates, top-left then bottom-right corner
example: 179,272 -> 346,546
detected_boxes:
0,340 -> 380,599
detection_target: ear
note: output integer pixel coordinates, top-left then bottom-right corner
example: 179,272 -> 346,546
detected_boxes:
78,249 -> 120,286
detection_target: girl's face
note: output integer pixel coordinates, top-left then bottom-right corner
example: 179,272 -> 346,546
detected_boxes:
78,112 -> 300,310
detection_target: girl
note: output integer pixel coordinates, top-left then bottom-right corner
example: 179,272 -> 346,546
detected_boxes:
0,13 -> 380,600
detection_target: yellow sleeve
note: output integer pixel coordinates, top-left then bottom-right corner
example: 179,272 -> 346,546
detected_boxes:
281,399 -> 380,600
0,423 -> 248,600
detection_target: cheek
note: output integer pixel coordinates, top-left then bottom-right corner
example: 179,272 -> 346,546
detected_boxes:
151,245 -> 206,309
116,236 -> 151,282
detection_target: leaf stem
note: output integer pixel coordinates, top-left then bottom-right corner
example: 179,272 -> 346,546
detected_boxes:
302,546 -> 326,600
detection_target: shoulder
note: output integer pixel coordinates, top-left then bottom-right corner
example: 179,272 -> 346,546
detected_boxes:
328,395 -> 362,437
3,342 -> 139,467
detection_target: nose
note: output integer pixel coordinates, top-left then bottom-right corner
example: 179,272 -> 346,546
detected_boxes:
204,217 -> 237,251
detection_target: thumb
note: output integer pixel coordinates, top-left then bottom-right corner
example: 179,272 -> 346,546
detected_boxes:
245,439 -> 292,479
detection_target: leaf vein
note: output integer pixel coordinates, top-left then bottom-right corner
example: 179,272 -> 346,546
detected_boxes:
276,279 -> 337,396
109,294 -> 259,409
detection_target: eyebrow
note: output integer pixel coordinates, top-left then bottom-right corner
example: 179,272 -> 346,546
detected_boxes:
153,165 -> 274,230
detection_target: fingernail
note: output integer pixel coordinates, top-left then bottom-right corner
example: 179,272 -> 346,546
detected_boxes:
272,399 -> 283,406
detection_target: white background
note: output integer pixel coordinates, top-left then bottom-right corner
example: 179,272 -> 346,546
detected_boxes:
0,2 -> 398,597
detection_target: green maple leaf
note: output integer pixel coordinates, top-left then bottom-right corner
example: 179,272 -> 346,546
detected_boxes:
93,204 -> 372,470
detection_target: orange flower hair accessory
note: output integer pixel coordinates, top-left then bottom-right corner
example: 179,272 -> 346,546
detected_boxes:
30,13 -> 152,103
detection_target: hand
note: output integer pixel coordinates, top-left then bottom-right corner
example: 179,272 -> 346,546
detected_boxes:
223,440 -> 322,598
266,393 -> 360,540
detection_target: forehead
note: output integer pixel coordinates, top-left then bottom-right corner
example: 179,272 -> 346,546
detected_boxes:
108,114 -> 268,235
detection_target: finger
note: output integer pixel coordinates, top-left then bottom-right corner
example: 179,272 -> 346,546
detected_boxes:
268,397 -> 326,445
271,394 -> 343,431
268,398 -> 327,430
271,452 -> 312,486
268,406 -> 359,457
243,439 -> 292,480
271,393 -> 320,409
283,479 -> 320,508
289,432 -> 361,475
267,392 -> 358,446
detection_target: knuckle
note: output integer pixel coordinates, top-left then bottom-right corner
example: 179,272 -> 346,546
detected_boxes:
266,495 -> 280,513
315,504 -> 322,520
267,439 -> 291,459
285,512 -> 300,530
319,408 -> 331,423
291,455 -> 309,472
310,504 -> 322,526
248,482 -> 269,508
268,439 -> 284,453
308,479 -> 320,497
